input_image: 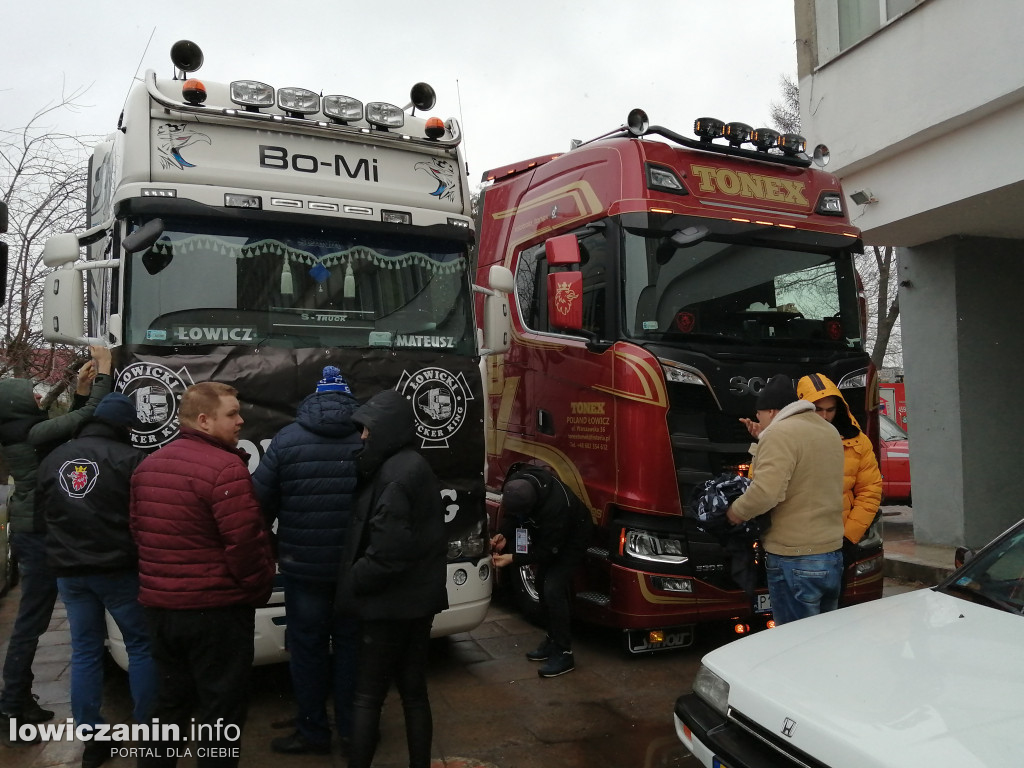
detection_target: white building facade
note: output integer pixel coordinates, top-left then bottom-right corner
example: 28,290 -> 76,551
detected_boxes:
795,0 -> 1024,546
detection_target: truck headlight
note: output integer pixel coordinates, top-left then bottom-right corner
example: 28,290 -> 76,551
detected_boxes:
692,665 -> 730,716
623,529 -> 687,564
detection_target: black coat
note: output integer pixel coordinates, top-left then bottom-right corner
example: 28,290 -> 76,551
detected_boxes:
37,419 -> 146,576
336,390 -> 448,621
500,467 -> 592,568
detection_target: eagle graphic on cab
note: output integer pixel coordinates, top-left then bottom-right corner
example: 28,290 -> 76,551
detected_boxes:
157,123 -> 212,170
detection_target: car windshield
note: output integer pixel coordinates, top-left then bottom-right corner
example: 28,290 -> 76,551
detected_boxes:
879,413 -> 908,441
621,219 -> 862,352
942,525 -> 1024,615
123,216 -> 475,354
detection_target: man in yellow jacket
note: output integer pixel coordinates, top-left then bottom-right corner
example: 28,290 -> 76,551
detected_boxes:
727,375 -> 845,625
796,374 -> 883,548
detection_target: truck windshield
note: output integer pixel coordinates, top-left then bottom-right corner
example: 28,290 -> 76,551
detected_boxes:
621,221 -> 861,351
123,216 -> 475,354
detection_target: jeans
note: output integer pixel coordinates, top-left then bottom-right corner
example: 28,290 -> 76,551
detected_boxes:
765,550 -> 843,626
0,532 -> 58,713
348,616 -> 434,768
139,605 -> 255,768
58,572 -> 156,728
283,576 -> 358,745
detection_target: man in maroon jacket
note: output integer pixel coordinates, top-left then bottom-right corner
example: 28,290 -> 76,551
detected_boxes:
130,382 -> 274,768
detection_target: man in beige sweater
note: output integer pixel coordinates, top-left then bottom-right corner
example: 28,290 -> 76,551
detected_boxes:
727,375 -> 844,625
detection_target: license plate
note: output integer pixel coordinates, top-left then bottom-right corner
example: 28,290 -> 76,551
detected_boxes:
713,757 -> 730,768
755,592 -> 771,613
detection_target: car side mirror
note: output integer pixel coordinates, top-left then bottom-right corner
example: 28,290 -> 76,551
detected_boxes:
954,546 -> 975,570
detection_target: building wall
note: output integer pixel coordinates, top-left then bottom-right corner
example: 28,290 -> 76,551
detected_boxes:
795,0 -> 1024,547
795,0 -> 1024,246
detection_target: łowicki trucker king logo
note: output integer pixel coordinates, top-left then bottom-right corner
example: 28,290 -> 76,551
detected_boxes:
397,367 -> 473,448
114,362 -> 195,449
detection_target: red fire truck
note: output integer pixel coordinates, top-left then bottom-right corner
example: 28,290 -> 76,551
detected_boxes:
475,111 -> 884,652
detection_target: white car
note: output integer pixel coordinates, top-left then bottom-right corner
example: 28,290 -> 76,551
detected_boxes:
674,519 -> 1024,767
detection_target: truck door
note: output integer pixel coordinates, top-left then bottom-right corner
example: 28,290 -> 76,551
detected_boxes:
507,230 -> 615,505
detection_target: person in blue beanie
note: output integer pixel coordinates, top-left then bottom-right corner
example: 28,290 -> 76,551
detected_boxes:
252,366 -> 362,756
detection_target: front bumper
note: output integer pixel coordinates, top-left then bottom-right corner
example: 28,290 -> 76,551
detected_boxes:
674,692 -> 827,768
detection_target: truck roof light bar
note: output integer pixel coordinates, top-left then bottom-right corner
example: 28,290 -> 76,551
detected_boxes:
778,133 -> 807,156
750,128 -> 781,152
151,72 -> 463,149
723,122 -> 752,147
230,80 -> 275,111
277,87 -> 320,118
366,102 -> 404,130
323,95 -> 363,124
694,117 -> 725,142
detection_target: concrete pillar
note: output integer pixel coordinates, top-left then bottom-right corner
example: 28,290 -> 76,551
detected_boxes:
900,236 -> 1024,548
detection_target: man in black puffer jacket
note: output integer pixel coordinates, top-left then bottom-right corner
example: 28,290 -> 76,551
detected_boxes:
252,366 -> 362,756
337,389 -> 448,768
37,393 -> 155,768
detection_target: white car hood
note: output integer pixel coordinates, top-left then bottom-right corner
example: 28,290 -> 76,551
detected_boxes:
703,589 -> 1024,767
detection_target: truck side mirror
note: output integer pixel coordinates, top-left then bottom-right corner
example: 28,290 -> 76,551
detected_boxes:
43,266 -> 87,344
43,233 -> 82,268
480,265 -> 513,355
548,271 -> 583,331
545,233 -> 581,266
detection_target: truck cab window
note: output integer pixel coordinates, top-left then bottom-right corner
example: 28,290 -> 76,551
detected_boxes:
514,231 -> 611,339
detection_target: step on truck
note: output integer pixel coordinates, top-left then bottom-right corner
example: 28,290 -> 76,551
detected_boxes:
41,40 -> 514,667
475,110 -> 883,653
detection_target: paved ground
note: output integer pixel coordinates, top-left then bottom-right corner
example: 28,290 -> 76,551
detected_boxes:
1,505 -> 941,768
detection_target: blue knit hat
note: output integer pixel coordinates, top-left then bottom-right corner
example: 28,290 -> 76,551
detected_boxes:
316,365 -> 352,394
93,392 -> 138,427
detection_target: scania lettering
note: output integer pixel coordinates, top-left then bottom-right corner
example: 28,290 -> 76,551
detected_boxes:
476,110 -> 883,653
41,41 -> 514,668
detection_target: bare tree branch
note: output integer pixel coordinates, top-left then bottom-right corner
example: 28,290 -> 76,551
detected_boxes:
1,93 -> 94,387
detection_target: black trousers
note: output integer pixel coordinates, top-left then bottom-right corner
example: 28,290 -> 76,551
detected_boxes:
138,605 -> 255,768
348,616 -> 434,768
536,558 -> 576,652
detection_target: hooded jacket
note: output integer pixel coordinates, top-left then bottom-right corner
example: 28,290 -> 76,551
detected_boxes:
797,374 -> 883,544
336,389 -> 448,621
130,426 -> 275,609
252,390 -> 363,582
37,419 -> 145,576
730,399 -> 845,556
0,374 -> 112,533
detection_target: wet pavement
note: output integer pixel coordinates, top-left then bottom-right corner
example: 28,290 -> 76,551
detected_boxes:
1,505 -> 941,768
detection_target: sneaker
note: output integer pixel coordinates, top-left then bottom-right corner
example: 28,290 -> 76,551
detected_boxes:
537,651 -> 575,678
20,694 -> 55,724
81,740 -> 111,768
525,636 -> 554,662
270,731 -> 331,755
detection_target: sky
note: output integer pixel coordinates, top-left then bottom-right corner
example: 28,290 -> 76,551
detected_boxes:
3,0 -> 798,190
